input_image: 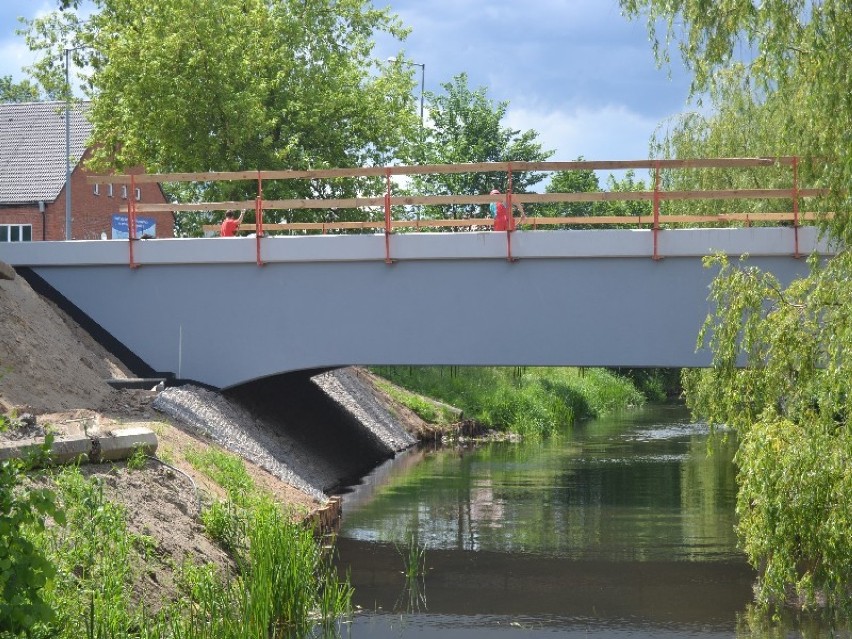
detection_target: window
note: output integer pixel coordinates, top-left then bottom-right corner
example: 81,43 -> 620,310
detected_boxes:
93,183 -> 100,195
107,184 -> 114,197
0,224 -> 32,242
135,187 -> 142,201
121,185 -> 128,199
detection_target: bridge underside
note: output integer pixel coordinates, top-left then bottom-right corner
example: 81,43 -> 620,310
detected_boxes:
6,227 -> 828,389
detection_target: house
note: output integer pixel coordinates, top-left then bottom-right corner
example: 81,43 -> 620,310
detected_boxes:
0,101 -> 174,242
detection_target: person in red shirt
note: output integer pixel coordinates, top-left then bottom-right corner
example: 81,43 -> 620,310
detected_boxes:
220,210 -> 245,237
489,190 -> 525,231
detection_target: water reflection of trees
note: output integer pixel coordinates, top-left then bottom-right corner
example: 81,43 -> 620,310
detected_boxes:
344,416 -> 742,562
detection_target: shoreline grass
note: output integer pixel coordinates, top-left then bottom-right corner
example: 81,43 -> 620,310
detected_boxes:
370,366 -> 645,438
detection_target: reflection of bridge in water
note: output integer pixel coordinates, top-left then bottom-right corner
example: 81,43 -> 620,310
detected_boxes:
4,158 -> 834,389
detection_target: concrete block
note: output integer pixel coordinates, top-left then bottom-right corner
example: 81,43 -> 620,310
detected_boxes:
0,427 -> 158,466
96,427 -> 158,462
49,436 -> 95,464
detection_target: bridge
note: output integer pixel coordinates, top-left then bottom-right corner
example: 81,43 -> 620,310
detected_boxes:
2,158 -> 834,389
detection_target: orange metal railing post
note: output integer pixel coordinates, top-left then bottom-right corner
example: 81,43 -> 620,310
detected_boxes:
652,162 -> 661,260
792,156 -> 800,258
256,171 -> 264,266
384,168 -> 393,264
128,174 -> 138,268
506,163 -> 515,262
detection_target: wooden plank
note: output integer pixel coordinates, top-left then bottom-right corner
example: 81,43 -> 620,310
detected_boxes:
660,187 -> 827,201
89,156 -> 805,186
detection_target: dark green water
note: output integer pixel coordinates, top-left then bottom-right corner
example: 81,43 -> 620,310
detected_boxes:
332,404 -> 844,638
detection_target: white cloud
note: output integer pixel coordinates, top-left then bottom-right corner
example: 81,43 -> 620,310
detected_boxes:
504,103 -> 675,188
0,38 -> 36,80
506,103 -> 662,162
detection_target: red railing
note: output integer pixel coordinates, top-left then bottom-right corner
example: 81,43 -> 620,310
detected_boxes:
89,157 -> 829,267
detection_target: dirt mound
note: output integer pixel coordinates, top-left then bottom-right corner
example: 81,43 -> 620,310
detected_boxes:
0,270 -> 134,414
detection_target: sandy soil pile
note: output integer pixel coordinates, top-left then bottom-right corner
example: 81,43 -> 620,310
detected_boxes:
0,271 -> 137,414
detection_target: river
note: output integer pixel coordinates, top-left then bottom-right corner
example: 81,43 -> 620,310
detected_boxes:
332,404 -> 843,638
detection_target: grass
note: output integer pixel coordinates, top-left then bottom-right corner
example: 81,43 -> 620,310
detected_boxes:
372,378 -> 459,425
370,366 -> 644,438
398,534 -> 427,582
144,497 -> 352,639
394,533 -> 428,613
15,447 -> 351,638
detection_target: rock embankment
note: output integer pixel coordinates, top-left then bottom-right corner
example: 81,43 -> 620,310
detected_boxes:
153,368 -> 417,499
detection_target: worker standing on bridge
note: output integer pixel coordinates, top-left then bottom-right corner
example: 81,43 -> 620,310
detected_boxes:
220,209 -> 245,237
489,189 -> 526,231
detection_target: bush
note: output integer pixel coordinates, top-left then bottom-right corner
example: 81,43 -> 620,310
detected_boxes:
0,426 -> 64,636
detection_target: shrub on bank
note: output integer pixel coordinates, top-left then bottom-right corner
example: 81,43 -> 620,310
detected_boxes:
370,366 -> 644,438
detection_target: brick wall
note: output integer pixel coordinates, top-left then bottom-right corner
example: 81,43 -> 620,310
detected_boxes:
0,152 -> 174,241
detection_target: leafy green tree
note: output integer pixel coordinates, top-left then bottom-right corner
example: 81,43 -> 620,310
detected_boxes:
542,159 -> 603,222
22,0 -> 419,234
683,252 -> 852,611
541,163 -> 652,229
620,0 -> 851,239
0,76 -> 41,103
412,73 -> 552,220
621,0 -> 852,610
603,170 -> 652,223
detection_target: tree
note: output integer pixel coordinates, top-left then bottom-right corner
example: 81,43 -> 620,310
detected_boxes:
412,73 -> 552,220
620,0 -> 852,610
0,75 -> 41,103
541,161 -> 652,230
602,170 -> 652,226
22,0 -> 419,234
620,0 -> 851,239
543,159 -> 603,222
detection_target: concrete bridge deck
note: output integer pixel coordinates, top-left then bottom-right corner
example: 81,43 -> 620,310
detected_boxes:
3,226 -> 831,389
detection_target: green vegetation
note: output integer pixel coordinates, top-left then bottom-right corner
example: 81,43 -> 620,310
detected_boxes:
144,498 -> 352,639
0,434 -> 350,638
0,75 -> 42,103
620,0 -> 852,613
412,73 -> 552,220
683,253 -> 852,612
396,533 -> 428,584
371,366 -> 644,438
372,378 -> 459,426
125,444 -> 148,471
0,417 -> 63,636
537,164 -> 652,228
394,533 -> 428,613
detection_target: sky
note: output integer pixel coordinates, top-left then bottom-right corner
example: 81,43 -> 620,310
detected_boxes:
0,1 -> 695,168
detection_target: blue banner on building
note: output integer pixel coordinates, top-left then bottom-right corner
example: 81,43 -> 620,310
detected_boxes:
111,214 -> 157,239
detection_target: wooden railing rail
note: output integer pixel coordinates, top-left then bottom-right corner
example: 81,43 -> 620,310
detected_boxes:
88,157 -> 799,185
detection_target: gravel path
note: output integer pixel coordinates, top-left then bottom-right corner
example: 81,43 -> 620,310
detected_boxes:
152,368 -> 416,500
